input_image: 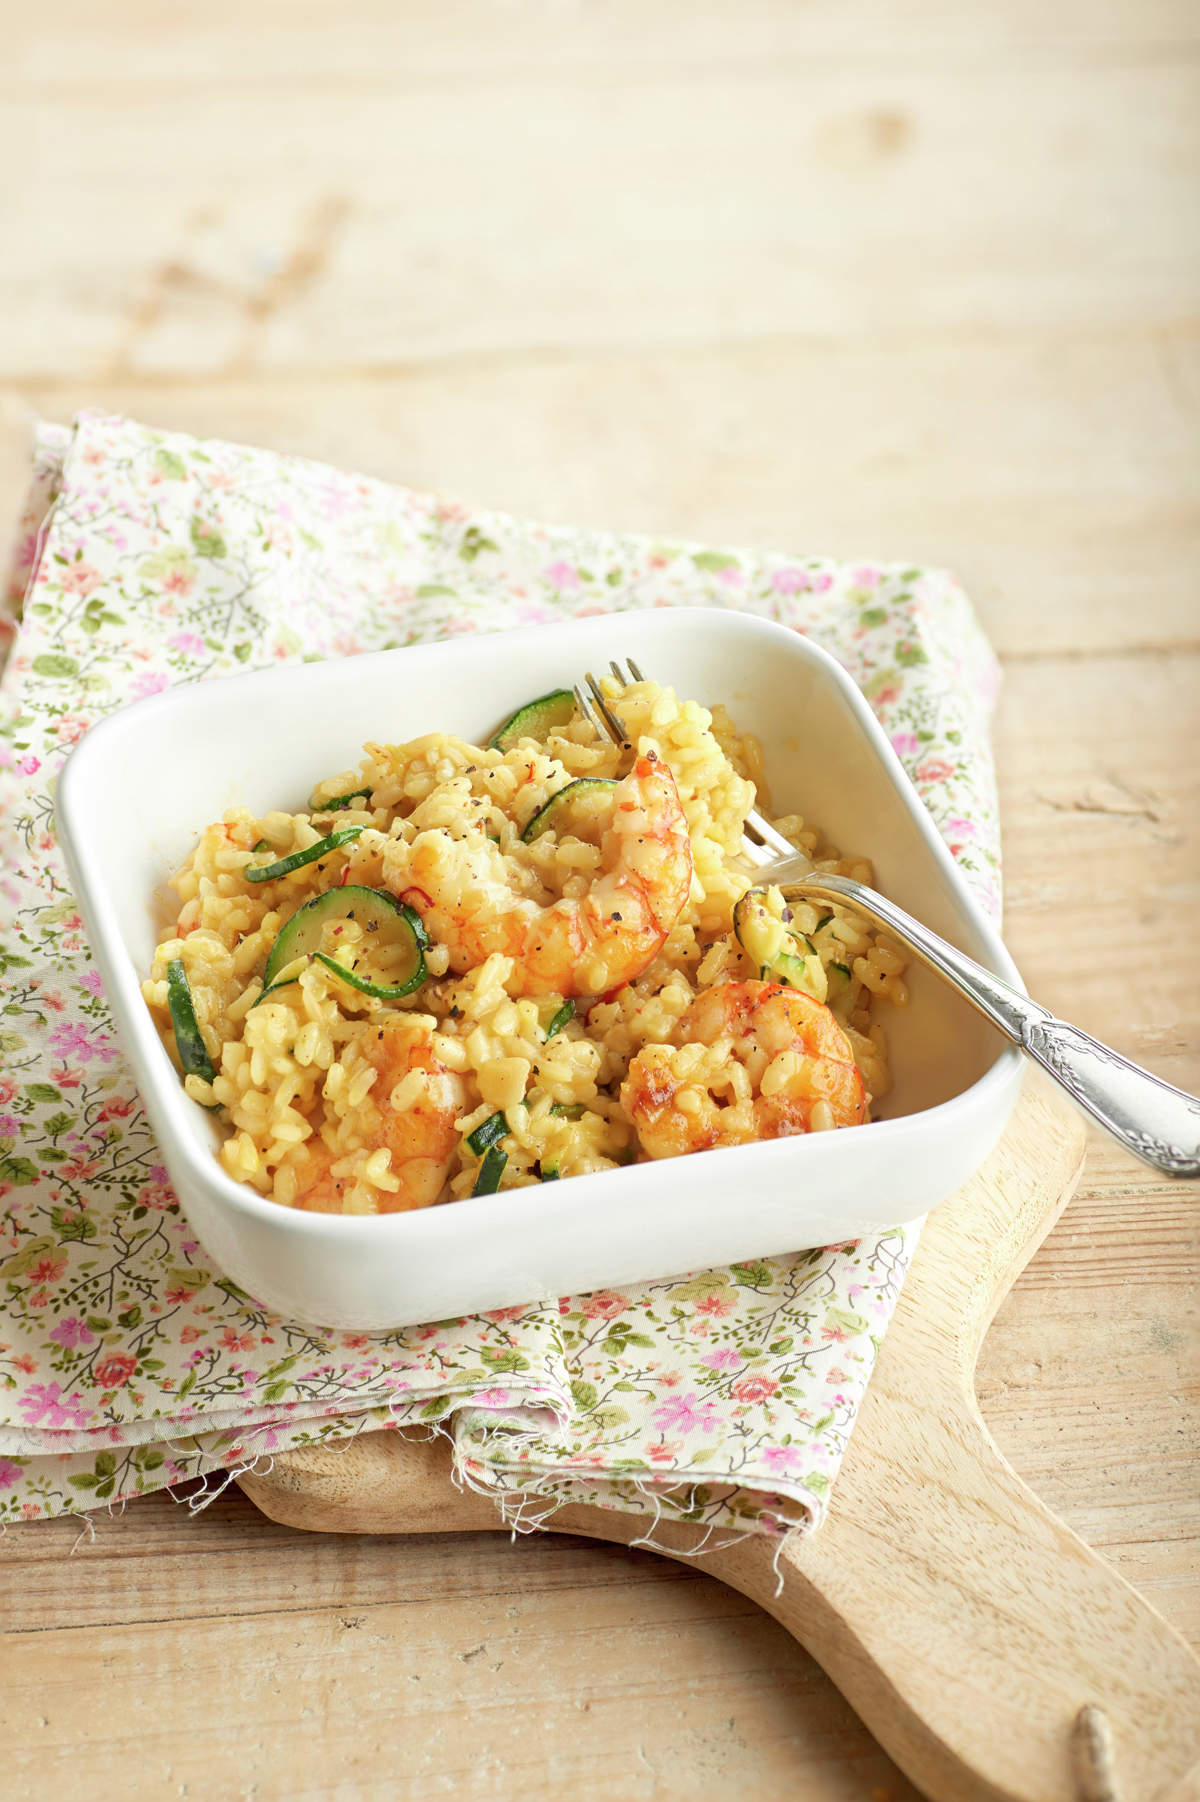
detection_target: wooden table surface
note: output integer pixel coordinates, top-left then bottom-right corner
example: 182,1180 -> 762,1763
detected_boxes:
2,4 -> 1197,1797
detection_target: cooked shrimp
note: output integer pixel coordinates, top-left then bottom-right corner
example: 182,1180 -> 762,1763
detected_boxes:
294,1020 -> 466,1213
400,752 -> 693,997
621,979 -> 867,1160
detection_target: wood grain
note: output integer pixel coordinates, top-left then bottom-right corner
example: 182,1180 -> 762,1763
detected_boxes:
0,0 -> 1197,1795
238,1085 -> 1200,1802
11,327 -> 1200,658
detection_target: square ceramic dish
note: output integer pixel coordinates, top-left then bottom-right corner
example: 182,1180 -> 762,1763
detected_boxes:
56,607 -> 1024,1329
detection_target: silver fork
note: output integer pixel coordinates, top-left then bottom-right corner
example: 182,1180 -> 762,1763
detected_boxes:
574,657 -> 807,874
574,657 -> 1200,1178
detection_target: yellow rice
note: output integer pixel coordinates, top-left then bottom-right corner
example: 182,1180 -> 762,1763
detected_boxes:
142,680 -> 907,1214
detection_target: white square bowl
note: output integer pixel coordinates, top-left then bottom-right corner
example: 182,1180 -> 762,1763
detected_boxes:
56,607 -> 1023,1329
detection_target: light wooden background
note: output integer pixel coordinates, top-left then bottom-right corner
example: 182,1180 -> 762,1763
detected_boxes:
2,3 -> 1197,1797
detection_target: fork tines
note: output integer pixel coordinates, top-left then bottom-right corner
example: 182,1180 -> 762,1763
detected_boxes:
577,656 -> 799,870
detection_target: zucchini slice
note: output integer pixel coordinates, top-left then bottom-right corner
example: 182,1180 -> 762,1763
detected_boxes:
733,889 -> 828,1003
521,776 -> 619,844
262,885 -> 429,1000
166,959 -> 216,1084
472,1144 -> 508,1195
310,785 -> 372,814
245,826 -> 364,884
249,956 -> 309,1008
465,1111 -> 508,1156
488,688 -> 576,752
544,999 -> 574,1040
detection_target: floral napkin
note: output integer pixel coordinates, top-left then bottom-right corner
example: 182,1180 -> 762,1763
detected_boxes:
0,412 -> 1001,1533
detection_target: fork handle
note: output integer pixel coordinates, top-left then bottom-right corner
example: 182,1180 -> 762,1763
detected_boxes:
779,870 -> 1200,1178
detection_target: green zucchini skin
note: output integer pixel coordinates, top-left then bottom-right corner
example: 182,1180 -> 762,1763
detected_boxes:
544,1000 -> 574,1040
166,959 -> 216,1084
465,1111 -> 508,1156
733,889 -> 827,1001
310,785 -> 372,813
521,776 -> 619,844
472,1144 -> 508,1195
262,885 -> 428,1000
245,826 -> 364,883
488,688 -> 576,752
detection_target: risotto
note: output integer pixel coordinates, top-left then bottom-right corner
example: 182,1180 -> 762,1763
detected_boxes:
142,679 -> 909,1215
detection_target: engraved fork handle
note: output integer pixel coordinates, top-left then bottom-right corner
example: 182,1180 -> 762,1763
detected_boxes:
772,864 -> 1200,1179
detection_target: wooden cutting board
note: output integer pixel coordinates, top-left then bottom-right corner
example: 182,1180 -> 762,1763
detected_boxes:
239,1079 -> 1200,1802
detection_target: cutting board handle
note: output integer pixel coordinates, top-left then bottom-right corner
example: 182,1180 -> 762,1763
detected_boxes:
713,1399 -> 1200,1801
241,1417 -> 1200,1802
240,1082 -> 1200,1801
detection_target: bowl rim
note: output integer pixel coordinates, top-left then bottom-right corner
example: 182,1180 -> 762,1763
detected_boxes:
56,605 -> 1024,1244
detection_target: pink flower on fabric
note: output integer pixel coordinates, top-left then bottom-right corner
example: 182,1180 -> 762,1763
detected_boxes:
475,1388 -> 512,1407
694,1293 -> 736,1320
138,1182 -> 176,1212
55,715 -> 90,746
49,1316 -> 95,1349
18,1382 -> 92,1429
0,1458 -> 26,1490
770,567 -> 809,595
851,565 -> 881,588
648,1440 -> 683,1463
320,481 -> 353,520
220,1328 -> 257,1352
543,559 -> 580,590
579,1291 -> 630,1320
943,815 -> 977,839
60,562 -> 102,597
0,1114 -> 19,1137
16,755 -> 40,776
718,565 -> 744,587
130,670 -> 170,701
812,572 -> 834,593
28,1253 -> 68,1286
700,1348 -> 741,1373
47,1023 -> 118,1064
890,732 -> 918,758
94,1354 -> 137,1388
761,1444 -> 804,1475
78,969 -> 106,998
168,631 -> 206,656
731,1374 -> 778,1404
650,1392 -> 722,1435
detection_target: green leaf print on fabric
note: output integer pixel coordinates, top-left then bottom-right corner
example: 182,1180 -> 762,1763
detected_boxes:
189,516 -> 227,559
30,653 -> 79,680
